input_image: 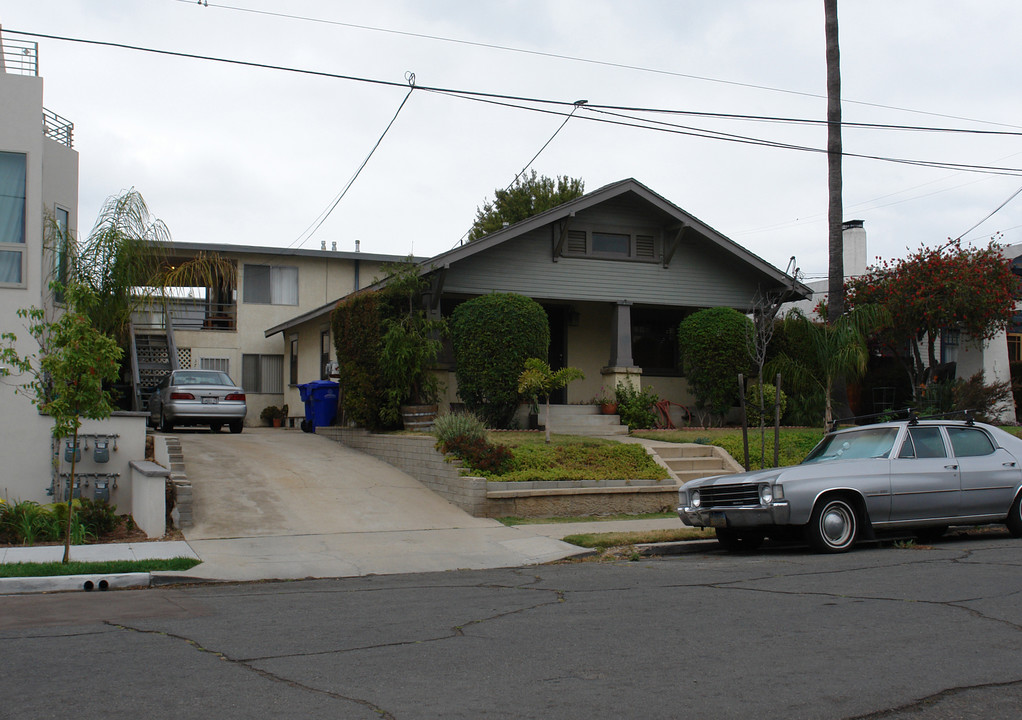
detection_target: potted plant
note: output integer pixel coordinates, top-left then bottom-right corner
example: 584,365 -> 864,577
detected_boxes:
260,405 -> 284,427
593,386 -> 618,415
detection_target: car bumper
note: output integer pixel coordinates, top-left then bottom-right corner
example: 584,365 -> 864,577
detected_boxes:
678,501 -> 791,528
165,402 -> 247,423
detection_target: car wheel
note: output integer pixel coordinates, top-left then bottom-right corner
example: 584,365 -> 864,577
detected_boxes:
914,526 -> 947,544
716,528 -> 764,552
229,420 -> 243,434
805,496 -> 858,553
159,409 -> 174,433
209,422 -> 223,433
1006,493 -> 1022,538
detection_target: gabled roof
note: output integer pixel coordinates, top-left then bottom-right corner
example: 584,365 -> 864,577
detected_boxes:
266,178 -> 809,336
415,178 -> 809,294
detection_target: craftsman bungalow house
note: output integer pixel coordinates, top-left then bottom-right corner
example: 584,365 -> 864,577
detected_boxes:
267,178 -> 812,415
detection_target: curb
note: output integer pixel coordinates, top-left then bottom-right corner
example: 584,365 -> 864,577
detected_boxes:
0,572 -> 151,595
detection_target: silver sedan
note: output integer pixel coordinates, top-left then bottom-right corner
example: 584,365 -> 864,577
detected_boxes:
678,419 -> 1022,552
149,370 -> 247,433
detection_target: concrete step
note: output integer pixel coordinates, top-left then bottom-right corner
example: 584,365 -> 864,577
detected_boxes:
673,469 -> 729,483
551,424 -> 630,437
652,444 -> 716,459
663,457 -> 728,472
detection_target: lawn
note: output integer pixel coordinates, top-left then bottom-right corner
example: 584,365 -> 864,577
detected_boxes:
0,557 -> 200,578
632,427 -> 825,470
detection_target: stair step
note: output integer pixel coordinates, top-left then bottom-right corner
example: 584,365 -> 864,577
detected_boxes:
664,457 -> 727,472
653,444 -> 716,459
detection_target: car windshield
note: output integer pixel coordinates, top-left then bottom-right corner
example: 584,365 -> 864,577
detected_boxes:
802,427 -> 899,464
174,371 -> 233,386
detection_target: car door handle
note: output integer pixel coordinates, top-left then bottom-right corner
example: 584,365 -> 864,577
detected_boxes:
945,464 -> 958,470
1005,462 -> 1017,467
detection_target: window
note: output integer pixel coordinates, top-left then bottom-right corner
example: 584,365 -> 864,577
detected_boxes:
632,307 -> 686,374
242,354 -> 283,394
242,264 -> 298,305
1009,334 -> 1022,362
289,337 -> 299,385
199,357 -> 230,374
54,206 -> 69,287
0,152 -> 27,286
940,329 -> 960,364
947,427 -> 995,457
560,225 -> 659,262
900,427 -> 947,459
320,330 -> 331,380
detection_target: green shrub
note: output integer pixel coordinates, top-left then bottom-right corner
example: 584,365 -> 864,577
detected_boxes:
745,382 -> 787,426
0,500 -> 58,545
615,383 -> 659,430
433,411 -> 487,446
678,308 -> 754,422
450,293 -> 549,428
332,290 -> 388,430
76,497 -> 120,536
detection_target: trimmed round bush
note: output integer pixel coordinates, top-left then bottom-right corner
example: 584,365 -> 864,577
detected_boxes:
744,381 -> 788,426
450,293 -> 549,428
678,307 -> 754,420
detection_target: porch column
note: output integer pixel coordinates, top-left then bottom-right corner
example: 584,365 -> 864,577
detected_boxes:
602,301 -> 642,391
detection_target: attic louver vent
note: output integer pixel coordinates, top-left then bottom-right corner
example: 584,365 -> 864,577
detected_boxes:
636,235 -> 655,258
567,230 -> 587,254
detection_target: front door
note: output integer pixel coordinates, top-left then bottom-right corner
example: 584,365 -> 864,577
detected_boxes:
544,305 -> 568,405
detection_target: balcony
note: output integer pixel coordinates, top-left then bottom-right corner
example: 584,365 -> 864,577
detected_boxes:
133,299 -> 238,333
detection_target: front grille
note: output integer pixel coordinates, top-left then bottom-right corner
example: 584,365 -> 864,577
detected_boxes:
700,483 -> 760,507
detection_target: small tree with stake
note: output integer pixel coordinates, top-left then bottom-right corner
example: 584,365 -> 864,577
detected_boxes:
518,358 -> 584,443
0,283 -> 121,563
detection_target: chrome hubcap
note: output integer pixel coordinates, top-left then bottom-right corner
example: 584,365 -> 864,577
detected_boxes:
822,505 -> 852,545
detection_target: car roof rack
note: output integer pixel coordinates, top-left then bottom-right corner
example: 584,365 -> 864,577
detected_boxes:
826,408 -> 976,433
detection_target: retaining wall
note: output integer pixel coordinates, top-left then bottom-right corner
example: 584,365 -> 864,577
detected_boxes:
316,428 -> 679,518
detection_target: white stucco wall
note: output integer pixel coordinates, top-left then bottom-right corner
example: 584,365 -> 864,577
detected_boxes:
0,69 -> 79,503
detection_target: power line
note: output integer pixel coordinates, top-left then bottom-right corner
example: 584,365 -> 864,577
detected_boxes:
178,0 -> 1022,131
290,73 -> 417,249
8,28 -> 1022,178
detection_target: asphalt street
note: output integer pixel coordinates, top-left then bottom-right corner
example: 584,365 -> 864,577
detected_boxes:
2,532 -> 1021,719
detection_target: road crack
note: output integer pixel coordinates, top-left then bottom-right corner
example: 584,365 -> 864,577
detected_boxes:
106,621 -> 396,719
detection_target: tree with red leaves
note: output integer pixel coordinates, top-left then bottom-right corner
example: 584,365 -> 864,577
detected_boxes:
845,239 -> 1016,399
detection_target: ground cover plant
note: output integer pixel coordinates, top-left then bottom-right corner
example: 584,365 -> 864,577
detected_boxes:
632,427 -> 824,470
446,432 -> 669,482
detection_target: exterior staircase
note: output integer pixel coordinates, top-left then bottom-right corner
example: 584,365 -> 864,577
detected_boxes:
644,443 -> 742,484
537,404 -> 629,436
130,330 -> 174,412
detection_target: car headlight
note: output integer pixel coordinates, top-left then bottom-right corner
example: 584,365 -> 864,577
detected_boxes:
759,484 -> 774,505
690,489 -> 701,508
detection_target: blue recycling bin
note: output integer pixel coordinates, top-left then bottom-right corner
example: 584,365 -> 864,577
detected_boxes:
297,380 -> 339,432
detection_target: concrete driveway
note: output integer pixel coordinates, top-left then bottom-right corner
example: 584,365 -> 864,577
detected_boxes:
174,428 -> 584,581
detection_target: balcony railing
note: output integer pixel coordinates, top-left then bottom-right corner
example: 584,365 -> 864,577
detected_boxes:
43,108 -> 74,148
133,299 -> 238,332
1,34 -> 38,76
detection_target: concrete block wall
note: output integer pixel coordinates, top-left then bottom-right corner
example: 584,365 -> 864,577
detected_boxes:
317,428 -> 488,515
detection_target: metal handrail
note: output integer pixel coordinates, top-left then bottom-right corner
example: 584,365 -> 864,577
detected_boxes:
43,108 -> 74,148
128,319 -> 143,412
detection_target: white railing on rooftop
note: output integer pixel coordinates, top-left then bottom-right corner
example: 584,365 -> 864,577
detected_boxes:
1,33 -> 38,76
43,108 -> 74,148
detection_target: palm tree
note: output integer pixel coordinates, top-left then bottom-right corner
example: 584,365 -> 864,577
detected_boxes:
51,189 -> 236,346
769,306 -> 885,428
825,0 -> 844,323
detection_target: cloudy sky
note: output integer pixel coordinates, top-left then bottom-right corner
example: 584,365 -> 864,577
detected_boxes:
3,0 -> 1022,283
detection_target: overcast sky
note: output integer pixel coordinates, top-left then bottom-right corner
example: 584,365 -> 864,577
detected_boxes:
3,0 -> 1022,282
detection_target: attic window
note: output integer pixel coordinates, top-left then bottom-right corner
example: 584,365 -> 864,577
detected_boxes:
559,226 -> 661,263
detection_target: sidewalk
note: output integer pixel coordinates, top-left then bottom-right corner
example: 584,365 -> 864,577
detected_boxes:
0,517 -> 694,594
